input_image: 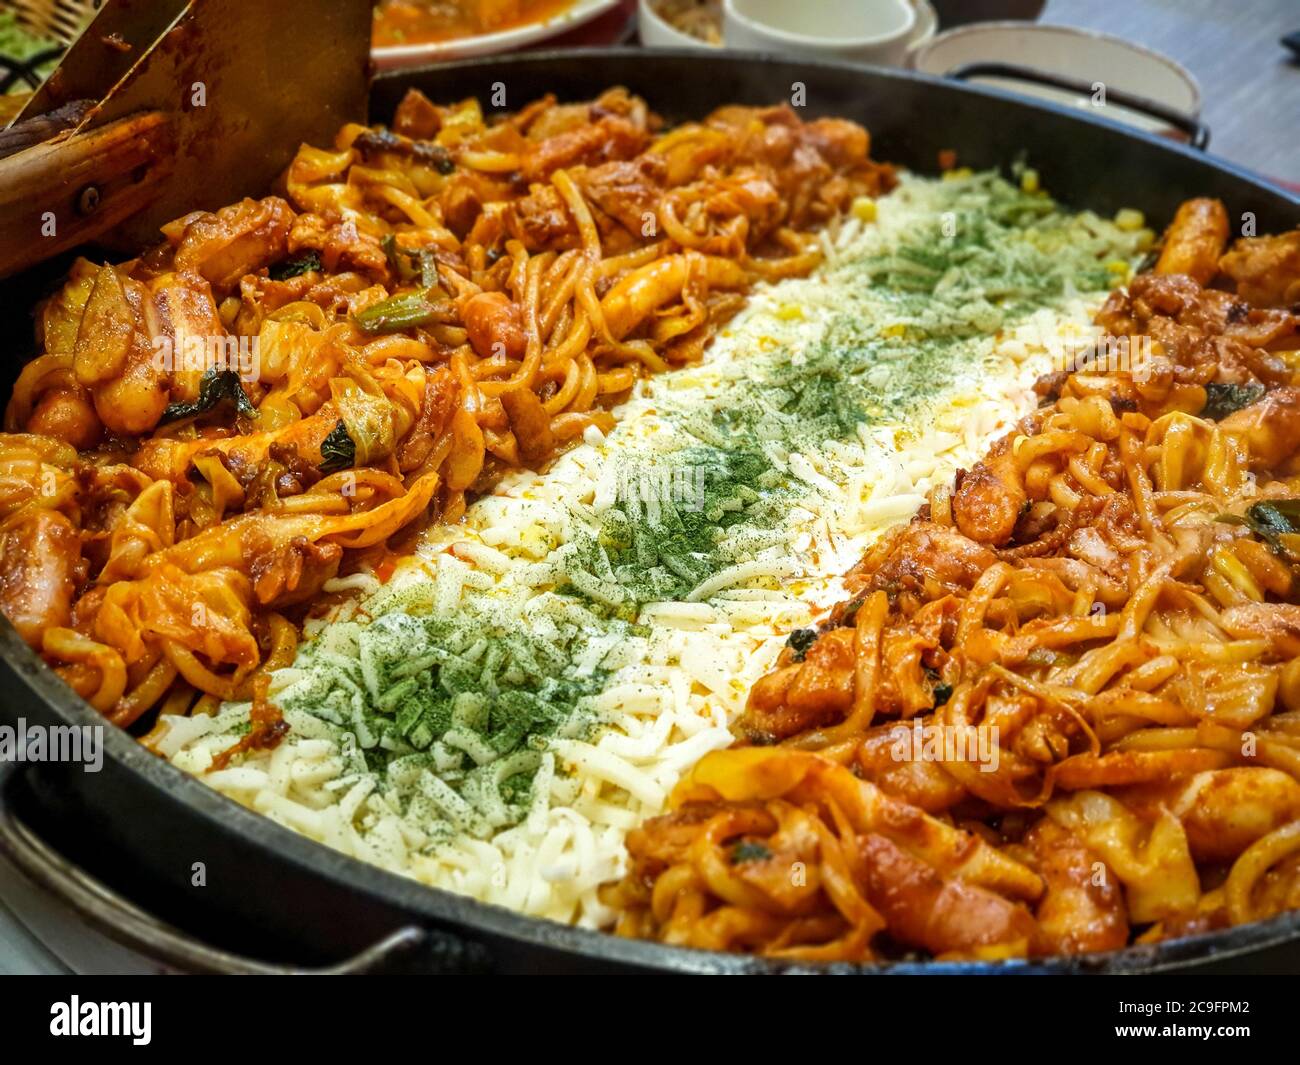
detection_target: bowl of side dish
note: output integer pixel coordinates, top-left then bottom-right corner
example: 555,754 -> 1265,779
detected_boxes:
373,0 -> 623,67
640,0 -> 937,60
638,0 -> 723,48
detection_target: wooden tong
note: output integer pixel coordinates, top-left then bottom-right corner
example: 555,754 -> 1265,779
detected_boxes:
0,0 -> 373,278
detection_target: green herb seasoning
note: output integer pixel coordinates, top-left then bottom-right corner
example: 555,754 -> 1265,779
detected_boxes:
273,604 -> 630,839
235,170 -> 1148,846
556,173 -> 1146,616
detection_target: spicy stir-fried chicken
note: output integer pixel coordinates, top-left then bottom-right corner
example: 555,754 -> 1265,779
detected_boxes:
0,87 -> 892,728
605,200 -> 1300,961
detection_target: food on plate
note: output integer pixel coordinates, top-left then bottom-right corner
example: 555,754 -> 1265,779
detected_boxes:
653,0 -> 724,45
372,1 -> 578,46
603,201 -> 1300,960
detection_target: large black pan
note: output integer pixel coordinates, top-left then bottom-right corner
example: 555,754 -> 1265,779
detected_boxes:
3,49 -> 1299,975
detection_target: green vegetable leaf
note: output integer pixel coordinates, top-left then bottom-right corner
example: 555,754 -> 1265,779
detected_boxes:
381,234 -> 417,286
381,237 -> 440,289
160,367 -> 255,424
840,596 -> 865,628
1248,500 -> 1300,535
319,419 -> 356,473
352,288 -> 453,334
269,250 -> 322,281
1219,500 -> 1300,568
785,627 -> 817,662
731,840 -> 773,864
1245,501 -> 1300,562
1202,382 -> 1265,421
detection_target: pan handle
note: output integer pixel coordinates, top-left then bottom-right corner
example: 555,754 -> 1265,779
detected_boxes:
0,764 -> 490,974
946,62 -> 1211,151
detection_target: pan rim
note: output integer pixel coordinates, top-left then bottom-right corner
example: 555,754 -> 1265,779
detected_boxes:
4,46 -> 1300,973
372,46 -> 1300,204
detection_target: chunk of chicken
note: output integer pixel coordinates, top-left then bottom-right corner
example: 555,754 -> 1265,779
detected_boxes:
25,389 -> 101,450
72,266 -> 168,437
1219,602 -> 1300,660
855,724 -> 968,813
743,626 -> 856,740
1026,819 -> 1128,954
847,520 -> 999,600
953,445 -> 1027,546
1122,768 -> 1300,863
143,271 -> 229,405
858,833 -> 1038,956
168,196 -> 296,294
247,535 -> 342,608
1219,230 -> 1300,308
1217,386 -> 1300,469
0,509 -> 84,648
462,291 -> 526,361
1155,198 -> 1228,286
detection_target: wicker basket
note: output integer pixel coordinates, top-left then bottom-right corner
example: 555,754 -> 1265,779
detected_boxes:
0,0 -> 96,117
8,0 -> 101,45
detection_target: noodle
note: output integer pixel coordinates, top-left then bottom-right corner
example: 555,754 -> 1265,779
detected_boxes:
605,199 -> 1300,960
0,87 -> 892,730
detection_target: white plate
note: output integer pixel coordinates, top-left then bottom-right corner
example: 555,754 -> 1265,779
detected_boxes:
372,0 -> 622,69
910,22 -> 1201,135
639,0 -> 937,63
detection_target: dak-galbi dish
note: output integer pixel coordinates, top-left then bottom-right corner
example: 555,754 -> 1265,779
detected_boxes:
3,84 -> 1300,964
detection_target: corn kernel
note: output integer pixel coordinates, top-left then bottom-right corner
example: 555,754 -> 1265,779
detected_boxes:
942,167 -> 973,181
775,304 -> 805,321
882,323 -> 907,337
1114,208 -> 1146,232
1105,259 -> 1130,277
1020,168 -> 1040,193
852,197 -> 878,222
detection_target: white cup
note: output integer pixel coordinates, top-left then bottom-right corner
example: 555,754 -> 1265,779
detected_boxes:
723,0 -> 918,65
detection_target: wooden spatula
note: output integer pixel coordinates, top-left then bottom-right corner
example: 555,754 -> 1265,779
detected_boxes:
0,0 -> 373,278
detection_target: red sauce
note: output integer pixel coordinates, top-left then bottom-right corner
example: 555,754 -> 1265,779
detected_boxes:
373,0 -> 578,47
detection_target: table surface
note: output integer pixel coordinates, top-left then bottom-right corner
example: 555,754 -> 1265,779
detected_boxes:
538,0 -> 1300,181
1041,0 -> 1300,181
